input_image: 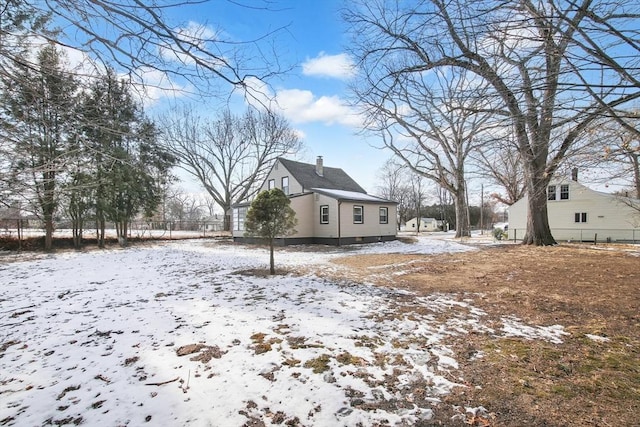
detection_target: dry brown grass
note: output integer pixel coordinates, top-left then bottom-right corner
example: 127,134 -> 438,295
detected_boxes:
320,244 -> 640,426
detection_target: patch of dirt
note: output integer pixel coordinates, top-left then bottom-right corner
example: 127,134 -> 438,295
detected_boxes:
324,243 -> 640,427
176,344 -> 225,363
232,268 -> 296,277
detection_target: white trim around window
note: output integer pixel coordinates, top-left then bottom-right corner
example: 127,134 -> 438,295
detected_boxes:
379,207 -> 388,224
574,212 -> 587,223
320,205 -> 329,224
353,205 -> 363,224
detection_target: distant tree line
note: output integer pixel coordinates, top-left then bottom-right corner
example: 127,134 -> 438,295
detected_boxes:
377,159 -> 500,232
0,0 -> 301,249
0,45 -> 175,250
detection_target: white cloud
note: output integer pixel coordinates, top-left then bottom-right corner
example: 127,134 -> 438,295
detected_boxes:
159,21 -> 224,67
238,77 -> 362,128
276,89 -> 362,127
126,67 -> 192,108
302,52 -> 356,80
239,76 -> 275,108
8,34 -> 102,82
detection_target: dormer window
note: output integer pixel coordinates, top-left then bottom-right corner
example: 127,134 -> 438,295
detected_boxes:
548,184 -> 569,201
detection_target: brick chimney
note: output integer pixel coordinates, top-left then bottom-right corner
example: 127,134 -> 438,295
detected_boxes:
571,167 -> 578,181
316,156 -> 324,177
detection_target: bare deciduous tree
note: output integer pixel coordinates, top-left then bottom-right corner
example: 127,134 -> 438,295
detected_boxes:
161,106 -> 302,229
350,60 -> 493,237
1,0 -> 289,100
345,0 -> 640,245
164,187 -> 205,223
376,158 -> 412,230
590,114 -> 640,198
409,173 -> 428,233
475,134 -> 526,206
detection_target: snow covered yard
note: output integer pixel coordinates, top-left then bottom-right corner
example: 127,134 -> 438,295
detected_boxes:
0,238 -> 568,426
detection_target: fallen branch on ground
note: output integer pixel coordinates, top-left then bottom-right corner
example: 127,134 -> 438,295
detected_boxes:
145,377 -> 179,386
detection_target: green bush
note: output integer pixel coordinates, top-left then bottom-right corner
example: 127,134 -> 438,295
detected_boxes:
493,227 -> 508,241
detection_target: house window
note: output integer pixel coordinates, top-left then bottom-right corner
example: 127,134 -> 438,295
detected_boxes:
268,179 -> 275,190
233,207 -> 247,231
560,184 -> 569,200
320,205 -> 329,224
547,185 -> 556,200
379,207 -> 388,224
282,176 -> 289,194
574,212 -> 587,223
353,205 -> 363,224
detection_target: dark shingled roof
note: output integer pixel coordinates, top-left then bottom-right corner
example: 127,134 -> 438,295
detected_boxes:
278,158 -> 366,193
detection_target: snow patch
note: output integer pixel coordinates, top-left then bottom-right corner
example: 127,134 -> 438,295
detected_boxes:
0,238 -> 566,426
585,334 -> 610,342
501,316 -> 569,344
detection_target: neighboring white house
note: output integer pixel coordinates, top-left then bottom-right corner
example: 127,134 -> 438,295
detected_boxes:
232,157 -> 398,245
405,217 -> 442,232
200,215 -> 225,232
508,177 -> 640,242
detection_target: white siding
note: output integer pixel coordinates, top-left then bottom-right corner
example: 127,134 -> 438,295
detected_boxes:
508,180 -> 640,241
231,206 -> 248,238
507,198 -> 527,239
405,217 -> 439,232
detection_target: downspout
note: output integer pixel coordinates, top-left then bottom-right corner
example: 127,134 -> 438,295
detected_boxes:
337,200 -> 342,246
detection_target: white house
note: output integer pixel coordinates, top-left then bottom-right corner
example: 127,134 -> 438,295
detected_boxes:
200,215 -> 225,232
405,217 -> 442,232
232,157 -> 398,245
508,177 -> 640,242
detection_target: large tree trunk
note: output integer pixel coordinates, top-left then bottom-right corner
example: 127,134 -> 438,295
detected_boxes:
222,204 -> 231,232
632,153 -> 640,199
72,218 -> 81,249
454,189 -> 470,238
522,177 -> 556,245
44,213 -> 54,251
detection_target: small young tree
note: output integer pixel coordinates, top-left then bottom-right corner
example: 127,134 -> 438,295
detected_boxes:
244,188 -> 297,275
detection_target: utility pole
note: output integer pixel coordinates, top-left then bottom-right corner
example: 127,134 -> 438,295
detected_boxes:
480,183 -> 484,234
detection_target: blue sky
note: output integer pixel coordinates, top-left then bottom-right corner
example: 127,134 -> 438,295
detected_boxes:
46,0 -> 635,203
154,0 -> 392,195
